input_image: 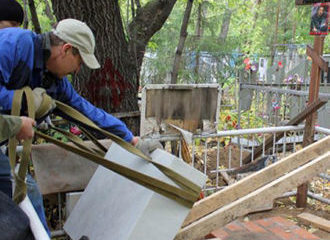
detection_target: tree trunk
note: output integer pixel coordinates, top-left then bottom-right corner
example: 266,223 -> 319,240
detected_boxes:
270,0 -> 281,65
131,0 -> 135,18
43,0 -> 55,23
218,7 -> 232,44
135,0 -> 141,9
22,0 -> 29,29
194,2 -> 202,80
51,0 -> 177,134
292,6 -> 297,42
128,0 -> 177,80
28,0 -> 41,33
171,0 -> 194,84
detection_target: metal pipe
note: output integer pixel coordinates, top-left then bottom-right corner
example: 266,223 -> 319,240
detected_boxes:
143,125 -> 327,141
241,84 -> 330,99
277,190 -> 330,205
315,126 -> 330,135
194,125 -> 306,138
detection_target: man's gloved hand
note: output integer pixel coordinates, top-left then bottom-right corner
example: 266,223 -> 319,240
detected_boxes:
32,88 -> 56,119
135,137 -> 163,157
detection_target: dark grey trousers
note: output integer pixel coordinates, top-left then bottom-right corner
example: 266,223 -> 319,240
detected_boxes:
0,190 -> 35,240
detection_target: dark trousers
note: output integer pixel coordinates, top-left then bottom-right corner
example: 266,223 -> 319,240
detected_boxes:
0,151 -> 50,236
0,150 -> 12,198
0,188 -> 35,240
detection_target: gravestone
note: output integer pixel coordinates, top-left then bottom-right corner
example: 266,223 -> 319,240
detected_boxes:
64,143 -> 207,240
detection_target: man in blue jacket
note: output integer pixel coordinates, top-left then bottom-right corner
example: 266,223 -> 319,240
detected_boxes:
0,18 -> 138,143
0,18 -> 160,150
0,18 -> 160,235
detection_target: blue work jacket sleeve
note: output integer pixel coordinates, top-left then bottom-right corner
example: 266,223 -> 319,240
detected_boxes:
56,77 -> 134,143
0,29 -> 34,112
0,86 -> 14,112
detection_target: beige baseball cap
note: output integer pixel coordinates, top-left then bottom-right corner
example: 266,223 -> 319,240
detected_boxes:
52,18 -> 100,69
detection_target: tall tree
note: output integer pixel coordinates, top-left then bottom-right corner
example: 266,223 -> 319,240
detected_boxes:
50,0 -> 177,133
218,7 -> 232,44
28,0 -> 41,33
194,2 -> 203,79
171,0 -> 194,84
270,0 -> 281,65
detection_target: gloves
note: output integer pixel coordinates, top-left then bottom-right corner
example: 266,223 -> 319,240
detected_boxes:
36,116 -> 54,130
32,88 -> 56,119
135,137 -> 163,157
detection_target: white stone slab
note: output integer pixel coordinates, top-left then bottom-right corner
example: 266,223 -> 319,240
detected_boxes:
64,143 -> 206,240
65,192 -> 82,218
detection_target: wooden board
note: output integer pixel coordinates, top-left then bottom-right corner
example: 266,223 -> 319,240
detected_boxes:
182,136 -> 330,227
298,212 -> 330,232
175,152 -> 330,240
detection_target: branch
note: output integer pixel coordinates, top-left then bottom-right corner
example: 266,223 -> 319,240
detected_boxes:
128,0 -> 177,72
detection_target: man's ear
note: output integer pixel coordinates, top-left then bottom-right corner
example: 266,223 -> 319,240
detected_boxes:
62,43 -> 72,55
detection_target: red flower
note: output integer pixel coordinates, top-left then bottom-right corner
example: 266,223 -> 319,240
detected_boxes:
70,126 -> 82,135
278,61 -> 283,68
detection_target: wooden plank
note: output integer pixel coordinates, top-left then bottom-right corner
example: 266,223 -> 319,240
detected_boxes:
175,152 -> 330,240
242,98 -> 327,164
297,212 -> 330,232
306,45 -> 328,72
182,136 -> 330,227
298,36 -> 325,208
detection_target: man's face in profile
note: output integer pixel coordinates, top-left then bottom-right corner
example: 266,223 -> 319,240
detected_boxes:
318,7 -> 324,16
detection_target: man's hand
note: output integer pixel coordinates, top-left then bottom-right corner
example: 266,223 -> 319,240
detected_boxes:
32,88 -> 56,118
134,137 -> 163,157
16,117 -> 36,141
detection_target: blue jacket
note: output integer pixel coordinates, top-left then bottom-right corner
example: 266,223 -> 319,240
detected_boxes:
0,27 -> 133,142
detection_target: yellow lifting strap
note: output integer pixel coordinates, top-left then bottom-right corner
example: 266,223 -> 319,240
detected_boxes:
9,87 -> 202,207
8,87 -> 35,204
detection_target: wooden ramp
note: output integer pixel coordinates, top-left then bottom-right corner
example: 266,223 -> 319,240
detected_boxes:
175,136 -> 330,240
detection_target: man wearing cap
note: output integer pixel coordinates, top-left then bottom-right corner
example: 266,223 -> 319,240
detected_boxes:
0,0 -> 24,28
0,18 -> 160,150
0,17 -> 160,236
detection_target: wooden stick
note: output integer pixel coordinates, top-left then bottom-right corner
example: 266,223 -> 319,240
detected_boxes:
297,36 -> 325,208
298,212 -> 330,232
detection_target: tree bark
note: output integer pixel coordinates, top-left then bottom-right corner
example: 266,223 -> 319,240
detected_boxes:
128,0 -> 177,79
270,0 -> 281,65
43,0 -> 55,23
171,0 -> 194,84
194,2 -> 202,79
22,0 -> 29,29
218,7 -> 232,44
51,0 -> 177,134
28,0 -> 41,33
135,0 -> 141,9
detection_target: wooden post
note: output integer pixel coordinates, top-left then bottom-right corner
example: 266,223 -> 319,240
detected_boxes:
297,36 -> 325,208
